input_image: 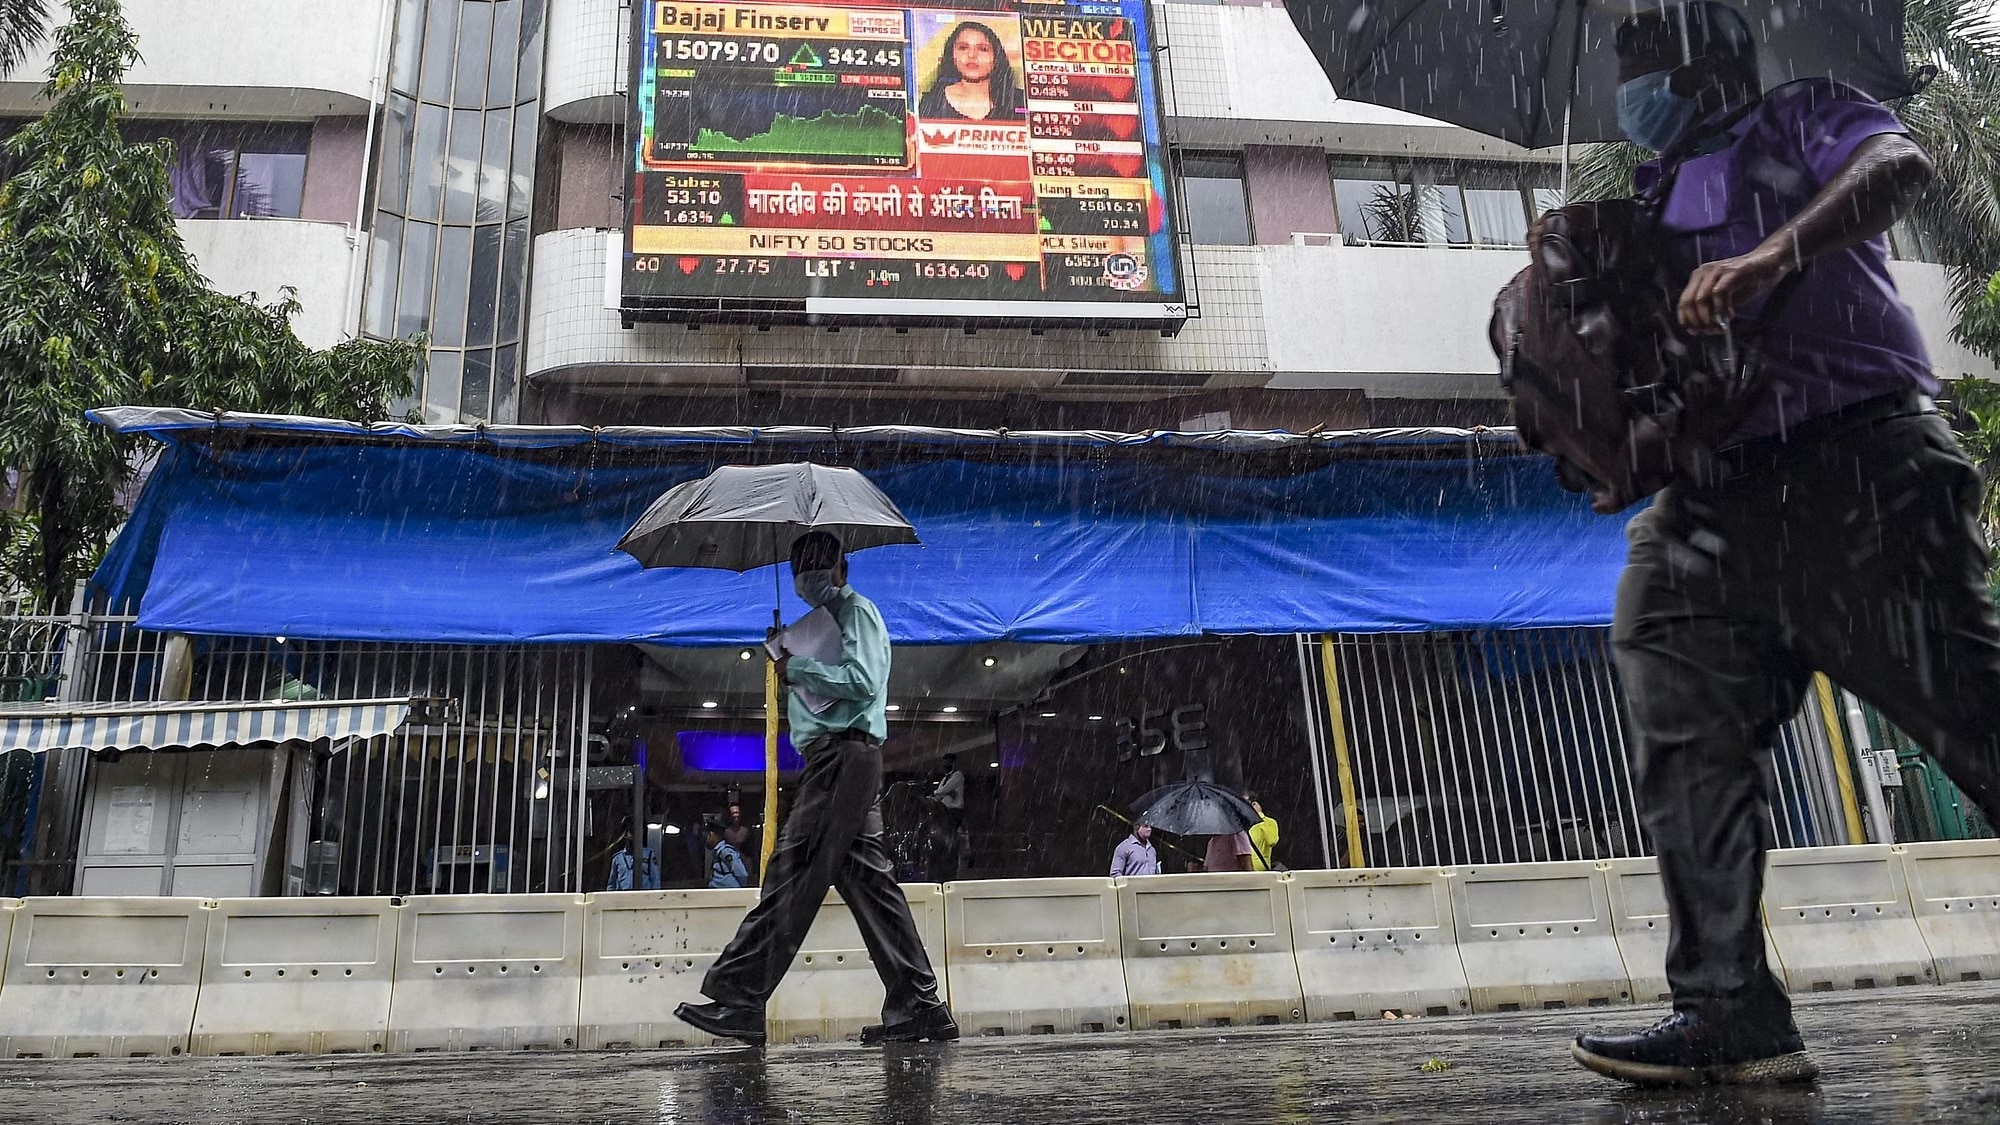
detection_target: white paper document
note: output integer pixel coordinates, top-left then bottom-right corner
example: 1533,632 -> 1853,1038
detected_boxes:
766,606 -> 842,714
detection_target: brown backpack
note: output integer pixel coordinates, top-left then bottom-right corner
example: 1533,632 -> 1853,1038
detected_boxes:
1490,198 -> 1780,513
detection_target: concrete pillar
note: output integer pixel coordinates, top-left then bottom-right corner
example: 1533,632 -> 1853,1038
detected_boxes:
159,633 -> 195,702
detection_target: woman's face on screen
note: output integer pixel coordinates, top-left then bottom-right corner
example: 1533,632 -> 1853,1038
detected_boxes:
951,28 -> 995,82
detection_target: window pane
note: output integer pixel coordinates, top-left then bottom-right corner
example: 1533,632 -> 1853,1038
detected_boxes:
1465,188 -> 1529,246
1334,178 -> 1402,242
397,219 -> 438,339
1402,176 -> 1454,245
487,0 -> 521,106
156,124 -> 231,219
1180,153 -> 1248,245
507,109 -> 537,220
364,212 -> 403,338
455,1 -> 492,105
389,0 -> 425,93
424,350 -> 462,424
443,109 -> 481,224
517,0 -> 546,99
467,222 -> 502,346
1532,188 -> 1564,220
1435,185 -> 1470,244
498,218 -> 529,342
477,108 -> 512,222
377,94 -> 417,215
492,344 -> 519,423
407,103 -> 447,221
461,348 -> 494,422
232,153 -> 306,217
431,225 -> 473,347
419,0 -> 460,104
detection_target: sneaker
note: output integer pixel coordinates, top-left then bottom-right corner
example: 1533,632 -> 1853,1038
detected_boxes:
673,1001 -> 766,1046
1572,1011 -> 1818,1087
859,1003 -> 960,1046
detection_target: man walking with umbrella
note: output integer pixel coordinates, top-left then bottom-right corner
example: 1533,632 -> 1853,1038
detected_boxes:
674,532 -> 957,1046
1567,2 -> 2000,1088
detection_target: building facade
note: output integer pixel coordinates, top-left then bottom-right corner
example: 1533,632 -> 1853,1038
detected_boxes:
2,0 -> 1987,432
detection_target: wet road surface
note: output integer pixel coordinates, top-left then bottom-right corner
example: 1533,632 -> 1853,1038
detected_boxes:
4,984 -> 1998,1124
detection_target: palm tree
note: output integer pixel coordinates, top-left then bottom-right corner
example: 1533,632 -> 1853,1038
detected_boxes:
1571,0 -> 2000,299
0,0 -> 47,77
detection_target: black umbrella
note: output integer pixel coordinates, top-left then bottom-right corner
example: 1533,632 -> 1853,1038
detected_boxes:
1287,0 -> 1914,150
1130,781 -> 1260,838
617,462 -> 919,572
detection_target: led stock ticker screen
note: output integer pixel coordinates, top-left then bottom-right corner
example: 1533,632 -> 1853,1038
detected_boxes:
622,0 -> 1187,327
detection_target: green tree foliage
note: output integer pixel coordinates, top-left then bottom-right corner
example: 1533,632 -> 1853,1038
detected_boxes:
0,0 -> 420,608
1945,374 -> 2000,576
1570,0 -> 2000,299
0,0 -> 46,77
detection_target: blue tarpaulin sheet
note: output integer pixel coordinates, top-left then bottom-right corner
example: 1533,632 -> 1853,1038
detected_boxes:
93,437 -> 1633,645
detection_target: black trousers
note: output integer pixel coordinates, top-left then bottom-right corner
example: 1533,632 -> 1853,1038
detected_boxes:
702,736 -> 944,1023
1613,405 -> 2000,1026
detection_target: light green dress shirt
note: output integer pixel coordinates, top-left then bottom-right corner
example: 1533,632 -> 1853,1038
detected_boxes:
785,585 -> 890,749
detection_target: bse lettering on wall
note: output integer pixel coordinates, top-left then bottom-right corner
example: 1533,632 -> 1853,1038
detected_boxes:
622,0 -> 1186,328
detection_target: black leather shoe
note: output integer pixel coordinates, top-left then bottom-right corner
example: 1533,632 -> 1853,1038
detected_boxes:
674,1001 -> 766,1045
1572,1011 -> 1818,1087
860,1004 -> 959,1046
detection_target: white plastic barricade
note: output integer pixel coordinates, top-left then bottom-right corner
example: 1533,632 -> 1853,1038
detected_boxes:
1287,868 -> 1469,1021
1762,845 -> 1935,993
191,897 -> 399,1056
579,888 -> 758,1049
1449,862 -> 1631,1013
768,884 -> 948,1045
0,897 -> 207,1058
386,894 -> 584,1053
1116,872 -> 1305,1030
1602,857 -> 1787,1005
1898,839 -> 2000,984
943,878 -> 1128,1036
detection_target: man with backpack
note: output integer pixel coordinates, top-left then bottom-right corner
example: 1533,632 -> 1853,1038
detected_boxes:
1564,2 -> 2000,1088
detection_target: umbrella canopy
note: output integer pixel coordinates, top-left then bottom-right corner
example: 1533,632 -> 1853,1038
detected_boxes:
1287,0 -> 1913,149
1130,781 -> 1260,838
617,462 -> 919,572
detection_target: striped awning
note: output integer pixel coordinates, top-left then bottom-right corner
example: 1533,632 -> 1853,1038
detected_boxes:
0,698 -> 417,754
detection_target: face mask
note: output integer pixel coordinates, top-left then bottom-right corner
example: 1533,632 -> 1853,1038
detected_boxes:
1616,70 -> 1697,152
794,568 -> 840,606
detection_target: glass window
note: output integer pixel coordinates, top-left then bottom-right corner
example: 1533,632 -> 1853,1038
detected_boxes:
389,0 -> 425,95
1532,188 -> 1564,220
455,1 -> 492,107
132,122 -> 311,219
430,225 -> 473,347
407,103 -> 448,221
363,213 -> 403,338
498,218 -> 529,342
461,348 -> 494,422
477,108 -> 512,222
1180,151 -> 1250,245
424,349 -> 462,424
1464,188 -> 1530,246
491,344 -> 519,424
467,222 -> 502,346
419,0 -> 459,104
508,109 -> 537,220
1334,177 -> 1406,243
1888,218 -> 1941,263
487,0 -> 521,107
443,108 -> 481,224
397,219 -> 438,338
517,0 -> 546,101
377,94 -> 416,216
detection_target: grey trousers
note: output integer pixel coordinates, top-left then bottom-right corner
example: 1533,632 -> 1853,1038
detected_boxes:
1613,405 -> 2000,1025
701,736 -> 944,1023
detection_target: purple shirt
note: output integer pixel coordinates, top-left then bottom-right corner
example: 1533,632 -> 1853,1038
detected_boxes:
1110,834 -> 1159,877
1634,79 -> 1933,443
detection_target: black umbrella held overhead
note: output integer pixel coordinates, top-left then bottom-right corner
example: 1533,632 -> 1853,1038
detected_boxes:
1129,781 -> 1260,838
617,462 -> 920,573
1287,0 -> 1914,151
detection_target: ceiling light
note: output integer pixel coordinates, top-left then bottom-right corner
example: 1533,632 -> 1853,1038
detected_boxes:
941,705 -> 959,714
645,822 -> 663,831
1039,711 -> 1057,719
662,824 -> 682,835
533,781 -> 550,799
275,636 -> 287,645
982,656 -> 996,667
886,703 -> 902,712
701,700 -> 719,709
1088,715 -> 1104,721
988,761 -> 1000,768
739,649 -> 754,660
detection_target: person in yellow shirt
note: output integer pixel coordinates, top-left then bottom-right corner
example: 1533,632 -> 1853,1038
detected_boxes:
1245,791 -> 1279,872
